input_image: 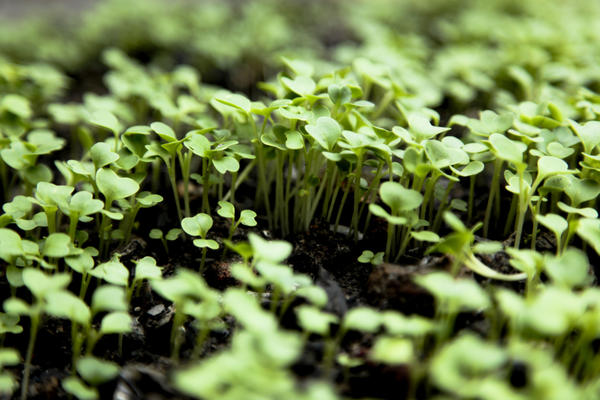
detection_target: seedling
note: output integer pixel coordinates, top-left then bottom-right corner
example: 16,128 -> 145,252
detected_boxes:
149,228 -> 182,254
216,200 -> 257,254
181,213 -> 218,271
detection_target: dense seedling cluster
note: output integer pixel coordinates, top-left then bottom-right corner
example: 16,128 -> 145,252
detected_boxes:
1,0 -> 600,398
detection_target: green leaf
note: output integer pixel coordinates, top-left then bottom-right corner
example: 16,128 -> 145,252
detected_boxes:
89,257 -> 129,286
379,181 -> 423,215
150,121 -> 177,142
248,233 -> 292,263
285,130 -> 304,149
536,213 -> 568,242
216,201 -> 235,219
100,311 -> 132,335
416,272 -> 491,310
239,210 -> 257,226
564,177 -> 600,207
65,191 -> 104,218
134,256 -> 163,281
577,218 -> 600,256
89,110 -> 121,135
489,133 -> 524,165
536,156 -> 570,180
371,337 -> 413,365
76,356 -> 119,386
96,168 -> 139,201
343,307 -> 381,333
305,117 -> 341,151
44,290 -> 91,325
1,94 -> 32,119
89,142 -> 119,170
557,202 -> 598,218
42,233 -> 71,258
407,113 -> 450,142
182,213 -> 213,238
296,306 -> 338,336
23,269 -> 70,299
214,92 -> 251,114
212,155 -> 239,174
281,76 -> 316,96
411,231 -> 440,243
328,84 -> 352,105
0,348 -> 20,366
0,229 -> 23,262
91,285 -> 127,313
193,239 -> 219,250
545,249 -> 590,288
62,377 -> 98,400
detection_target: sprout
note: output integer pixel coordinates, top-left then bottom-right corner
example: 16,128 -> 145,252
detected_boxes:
182,213 -> 218,271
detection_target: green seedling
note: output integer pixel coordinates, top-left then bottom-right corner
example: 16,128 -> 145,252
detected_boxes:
369,181 -> 422,261
216,200 -> 257,252
63,356 -> 120,400
3,269 -> 71,400
416,271 -> 489,345
0,348 -> 20,397
95,167 -> 139,255
59,191 -> 104,242
430,212 -> 526,280
152,269 -> 213,360
149,228 -> 182,254
181,213 -> 218,271
357,250 -> 384,266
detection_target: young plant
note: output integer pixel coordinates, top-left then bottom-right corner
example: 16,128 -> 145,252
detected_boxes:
149,228 -> 182,254
181,213 -> 218,272
216,200 -> 257,252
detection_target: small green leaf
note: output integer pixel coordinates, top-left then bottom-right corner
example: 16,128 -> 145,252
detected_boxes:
45,290 -> 91,325
379,181 -> 423,215
89,257 -> 129,286
343,307 -> 381,333
62,377 -> 98,400
91,285 -> 127,313
281,76 -> 316,96
182,213 -> 213,238
89,110 -> 121,135
248,233 -> 292,263
23,269 -> 70,299
489,133 -> 524,165
193,238 -> 219,250
76,356 -> 120,386
305,117 -> 341,151
371,337 -> 413,365
545,249 -> 590,288
239,210 -> 257,226
100,311 -> 132,335
411,231 -> 440,243
42,233 -> 71,258
217,201 -> 235,219
96,168 -> 139,201
214,92 -> 251,114
90,143 -> 119,170
134,256 -> 163,281
150,121 -> 177,142
296,306 -> 338,336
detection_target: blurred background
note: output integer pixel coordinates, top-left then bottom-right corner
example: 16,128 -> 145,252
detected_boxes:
0,0 -> 598,110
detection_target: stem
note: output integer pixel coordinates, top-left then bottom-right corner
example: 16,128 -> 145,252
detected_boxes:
168,158 -> 183,221
484,159 -> 503,237
68,213 -> 79,242
468,175 -> 475,224
352,154 -> 363,242
21,314 -> 39,400
222,160 -> 255,202
46,207 -> 57,235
